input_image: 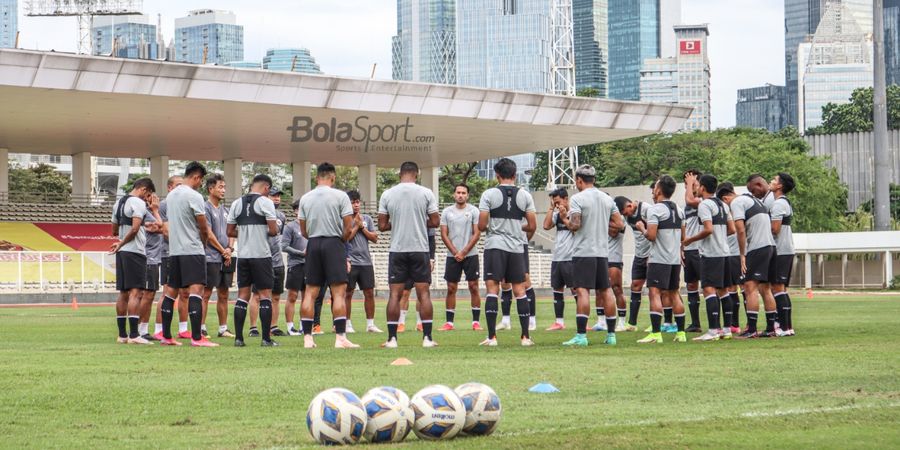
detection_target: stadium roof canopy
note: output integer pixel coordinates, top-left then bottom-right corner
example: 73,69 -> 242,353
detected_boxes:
0,49 -> 691,168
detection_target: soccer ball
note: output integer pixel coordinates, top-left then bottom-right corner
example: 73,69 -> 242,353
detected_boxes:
365,386 -> 410,407
306,388 -> 367,445
454,382 -> 502,436
361,387 -> 414,443
409,385 -> 466,441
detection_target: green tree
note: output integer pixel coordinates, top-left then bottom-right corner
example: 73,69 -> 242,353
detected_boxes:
437,162 -> 495,204
8,163 -> 73,200
806,85 -> 900,135
119,172 -> 151,193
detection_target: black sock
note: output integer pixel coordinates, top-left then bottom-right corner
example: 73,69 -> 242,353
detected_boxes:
334,316 -> 346,335
784,293 -> 793,329
705,295 -> 720,330
618,308 -> 626,319
526,288 -> 536,318
674,313 -> 685,332
485,295 -> 498,339
259,298 -> 273,341
595,307 -> 604,319
765,310 -> 777,333
500,290 -> 512,317
576,314 -> 588,334
775,293 -> 786,328
188,294 -> 203,341
606,315 -> 617,333
720,296 -> 733,329
446,309 -> 455,324
746,311 -> 758,332
301,319 -> 314,335
422,321 -> 432,340
387,322 -> 398,341
687,291 -> 701,326
553,291 -> 565,319
116,316 -> 127,338
628,291 -> 641,326
730,292 -> 741,328
128,316 -> 139,339
650,312 -> 662,333
664,307 -> 673,324
516,296 -> 530,339
472,307 -> 481,323
161,296 -> 175,339
314,290 -> 325,326
233,299 -> 248,340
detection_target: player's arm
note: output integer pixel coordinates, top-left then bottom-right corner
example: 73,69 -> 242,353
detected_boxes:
542,205 -> 556,230
346,216 -> 361,240
684,219 -> 712,246
566,212 -> 581,232
735,219 -> 748,274
299,219 -> 309,239
206,223 -> 228,255
771,218 -> 782,236
226,223 -> 238,238
461,222 -> 481,256
477,210 -> 489,232
608,211 -> 624,237
377,213 -> 391,232
440,224 -> 458,255
643,223 -> 658,241
196,214 -> 210,245
110,215 -> 143,253
427,212 -> 440,228
684,174 -> 701,208
360,219 -> 378,243
726,217 -> 736,236
341,214 -> 353,242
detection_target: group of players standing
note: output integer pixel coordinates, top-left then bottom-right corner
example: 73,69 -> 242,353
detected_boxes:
108,156 -> 795,348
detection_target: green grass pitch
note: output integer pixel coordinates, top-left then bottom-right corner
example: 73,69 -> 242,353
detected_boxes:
1,295 -> 899,449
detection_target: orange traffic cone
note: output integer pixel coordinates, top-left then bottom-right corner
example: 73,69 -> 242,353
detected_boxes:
71,294 -> 79,310
806,289 -> 813,299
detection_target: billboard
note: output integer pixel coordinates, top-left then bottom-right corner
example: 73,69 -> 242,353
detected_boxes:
680,40 -> 702,55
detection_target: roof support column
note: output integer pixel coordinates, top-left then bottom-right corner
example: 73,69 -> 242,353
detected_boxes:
71,152 -> 92,203
420,166 -> 440,201
149,156 -> 169,198
358,164 -> 377,210
292,161 -> 312,200
0,148 -> 8,202
223,158 -> 243,202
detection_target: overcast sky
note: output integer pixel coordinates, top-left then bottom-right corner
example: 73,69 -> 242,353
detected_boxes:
15,0 -> 785,128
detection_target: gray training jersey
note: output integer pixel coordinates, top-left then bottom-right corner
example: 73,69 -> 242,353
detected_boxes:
440,204 -> 480,258
111,195 -> 147,255
551,211 -> 575,262
165,185 -> 207,257
770,196 -> 795,256
226,193 -> 278,259
684,203 -> 701,251
298,186 -> 354,239
347,214 -> 375,266
567,187 -> 619,258
281,220 -> 307,267
647,201 -> 684,265
379,182 -> 440,253
608,230 -> 625,264
159,200 -> 169,258
697,197 -> 730,258
204,200 -> 229,264
627,201 -> 651,258
478,185 -> 535,253
269,210 -> 286,267
730,193 -> 775,252
144,211 -> 163,265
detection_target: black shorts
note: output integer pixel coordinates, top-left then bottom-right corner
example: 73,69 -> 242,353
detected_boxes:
647,263 -> 681,291
237,257 -> 274,290
144,263 -> 160,292
683,250 -> 702,284
700,256 -> 729,289
285,264 -> 306,291
389,252 -> 431,285
609,261 -> 624,270
205,262 -> 233,290
550,260 -> 574,289
571,257 -> 610,290
253,265 -> 284,295
166,254 -> 206,289
159,256 -> 170,286
305,237 -> 349,286
728,255 -> 742,286
631,256 -> 649,280
116,251 -> 147,291
770,254 -> 794,286
523,244 -> 530,274
428,235 -> 436,259
483,249 -> 526,283
349,265 -> 376,290
444,256 -> 480,283
744,246 -> 775,283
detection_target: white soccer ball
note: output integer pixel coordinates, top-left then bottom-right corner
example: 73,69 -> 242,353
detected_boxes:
306,388 -> 367,445
454,382 -> 502,436
361,388 -> 414,443
364,386 -> 410,407
409,385 -> 466,441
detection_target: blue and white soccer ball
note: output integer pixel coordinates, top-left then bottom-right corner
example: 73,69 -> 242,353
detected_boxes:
454,382 -> 502,436
361,387 -> 414,443
306,388 -> 367,445
409,385 -> 466,441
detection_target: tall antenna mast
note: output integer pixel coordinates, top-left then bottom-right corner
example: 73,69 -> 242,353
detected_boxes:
25,0 -> 143,55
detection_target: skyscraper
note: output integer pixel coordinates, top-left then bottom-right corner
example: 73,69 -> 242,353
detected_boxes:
798,1 -> 873,130
784,0 -> 824,128
736,84 -> 788,132
887,0 -> 900,86
0,0 -> 16,49
92,15 -> 158,60
392,0 -> 456,84
639,24 -> 711,131
608,0 -> 681,101
174,9 -> 243,65
263,48 -> 322,74
573,0 -> 608,95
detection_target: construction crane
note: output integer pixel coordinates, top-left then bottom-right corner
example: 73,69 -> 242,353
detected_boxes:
547,0 -> 578,190
25,0 -> 143,55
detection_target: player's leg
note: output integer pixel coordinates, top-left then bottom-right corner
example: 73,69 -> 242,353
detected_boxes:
595,259 -> 618,344
115,288 -> 129,343
270,267 -> 285,336
185,254 -> 214,346
126,287 -> 144,342
411,252 -> 436,346
548,261 -> 566,331
638,264 -> 665,343
669,289 -> 687,342
467,279 -> 482,330
177,289 -> 190,339
398,283 -> 411,332
255,286 -> 277,347
313,287 -> 325,334
443,281 -> 458,330
498,281 -> 513,330
201,286 -> 213,338
609,265 -> 627,331
479,249 -> 501,345
138,290 -> 155,340
383,282 -> 405,347
685,251 -> 703,332
564,256 -> 595,346
511,280 -> 532,344
629,257 -> 647,331
300,283 -> 321,348
215,284 -> 233,338
248,292 -> 260,337
344,286 -> 356,333
524,274 -> 537,331
363,288 -> 380,332
592,282 -> 607,332
740,279 -> 761,338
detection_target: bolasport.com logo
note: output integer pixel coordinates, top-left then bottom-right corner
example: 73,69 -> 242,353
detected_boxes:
287,116 -> 435,153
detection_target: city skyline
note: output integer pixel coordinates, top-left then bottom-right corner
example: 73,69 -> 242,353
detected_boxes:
12,0 -> 785,128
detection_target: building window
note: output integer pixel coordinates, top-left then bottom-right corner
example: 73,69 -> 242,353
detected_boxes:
503,0 -> 517,15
